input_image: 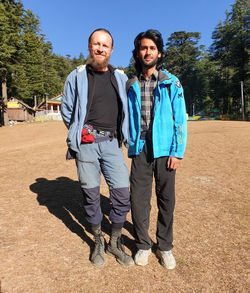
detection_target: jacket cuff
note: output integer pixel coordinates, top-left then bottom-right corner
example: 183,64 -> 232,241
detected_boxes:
169,150 -> 184,159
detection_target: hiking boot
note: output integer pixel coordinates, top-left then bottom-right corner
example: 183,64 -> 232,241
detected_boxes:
156,249 -> 176,269
90,226 -> 105,267
106,235 -> 134,266
134,248 -> 151,266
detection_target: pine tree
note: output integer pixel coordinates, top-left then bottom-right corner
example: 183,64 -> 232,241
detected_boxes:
0,0 -> 23,125
124,58 -> 136,79
13,9 -> 45,105
164,31 -> 205,114
210,0 -> 249,118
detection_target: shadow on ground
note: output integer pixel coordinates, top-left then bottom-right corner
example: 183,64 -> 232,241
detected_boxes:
29,177 -> 135,254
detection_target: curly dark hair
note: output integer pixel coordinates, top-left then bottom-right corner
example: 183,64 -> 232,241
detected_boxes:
132,29 -> 165,74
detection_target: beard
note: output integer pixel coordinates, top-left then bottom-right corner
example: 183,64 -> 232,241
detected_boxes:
88,54 -> 110,70
139,56 -> 158,69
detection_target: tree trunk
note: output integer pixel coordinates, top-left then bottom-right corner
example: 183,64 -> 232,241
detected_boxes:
33,95 -> 37,109
1,72 -> 9,126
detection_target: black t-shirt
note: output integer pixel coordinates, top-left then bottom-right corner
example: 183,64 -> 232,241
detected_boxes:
86,70 -> 119,132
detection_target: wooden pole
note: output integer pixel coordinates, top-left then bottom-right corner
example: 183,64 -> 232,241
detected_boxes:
241,81 -> 245,121
1,72 -> 9,126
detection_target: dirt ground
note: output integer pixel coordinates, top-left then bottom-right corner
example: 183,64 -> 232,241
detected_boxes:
0,120 -> 249,293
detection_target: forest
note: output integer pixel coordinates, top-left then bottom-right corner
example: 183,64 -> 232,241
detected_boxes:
0,0 -> 249,125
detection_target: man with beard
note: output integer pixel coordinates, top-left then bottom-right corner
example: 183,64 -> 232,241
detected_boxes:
61,28 -> 134,267
127,29 -> 187,269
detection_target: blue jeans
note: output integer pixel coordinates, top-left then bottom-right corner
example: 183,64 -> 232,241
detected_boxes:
76,137 -> 130,225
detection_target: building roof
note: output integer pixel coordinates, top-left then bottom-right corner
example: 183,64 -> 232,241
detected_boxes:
50,94 -> 62,102
37,93 -> 62,109
7,98 -> 36,112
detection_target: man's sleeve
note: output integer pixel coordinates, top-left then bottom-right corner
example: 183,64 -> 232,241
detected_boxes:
61,70 -> 76,129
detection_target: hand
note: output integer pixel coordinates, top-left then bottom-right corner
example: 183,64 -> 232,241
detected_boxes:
167,157 -> 181,170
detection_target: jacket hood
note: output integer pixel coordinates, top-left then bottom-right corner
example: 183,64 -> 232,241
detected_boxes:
76,64 -> 126,77
80,63 -> 118,74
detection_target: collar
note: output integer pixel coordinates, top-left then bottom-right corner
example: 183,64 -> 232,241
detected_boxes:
138,70 -> 158,81
86,64 -> 116,75
126,69 -> 172,93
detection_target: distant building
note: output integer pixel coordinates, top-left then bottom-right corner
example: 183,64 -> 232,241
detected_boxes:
36,94 -> 62,121
37,93 -> 62,113
7,98 -> 36,122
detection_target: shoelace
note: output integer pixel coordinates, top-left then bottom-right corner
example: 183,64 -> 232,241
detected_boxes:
137,250 -> 146,256
162,251 -> 174,260
94,235 -> 104,254
116,236 -> 126,254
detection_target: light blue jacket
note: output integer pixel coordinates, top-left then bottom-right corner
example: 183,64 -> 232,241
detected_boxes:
127,69 -> 187,158
61,64 -> 129,153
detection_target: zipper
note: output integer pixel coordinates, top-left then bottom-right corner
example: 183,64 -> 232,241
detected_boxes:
175,133 -> 178,152
178,126 -> 182,144
169,103 -> 177,152
152,84 -> 161,153
153,84 -> 160,114
170,106 -> 175,123
130,86 -> 141,146
131,85 -> 141,110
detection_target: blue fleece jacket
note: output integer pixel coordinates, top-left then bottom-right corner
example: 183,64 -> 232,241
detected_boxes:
61,64 -> 129,153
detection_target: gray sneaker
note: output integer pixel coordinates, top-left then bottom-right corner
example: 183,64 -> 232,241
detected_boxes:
156,249 -> 176,269
134,248 -> 151,266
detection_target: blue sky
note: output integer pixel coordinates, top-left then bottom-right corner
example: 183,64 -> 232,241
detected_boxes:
21,0 -> 235,68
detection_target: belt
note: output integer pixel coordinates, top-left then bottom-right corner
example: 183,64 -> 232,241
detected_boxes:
92,129 -> 117,143
93,129 -> 117,137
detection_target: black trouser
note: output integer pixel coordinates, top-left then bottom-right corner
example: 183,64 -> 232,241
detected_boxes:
130,140 -> 175,251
